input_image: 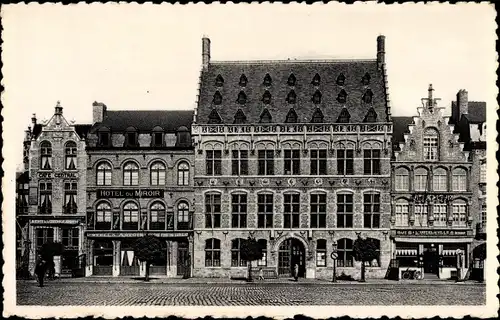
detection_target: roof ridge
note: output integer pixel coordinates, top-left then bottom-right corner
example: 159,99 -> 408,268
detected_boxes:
107,109 -> 194,112
210,59 -> 377,65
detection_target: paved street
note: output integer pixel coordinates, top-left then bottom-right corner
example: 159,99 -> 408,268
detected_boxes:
17,280 -> 485,306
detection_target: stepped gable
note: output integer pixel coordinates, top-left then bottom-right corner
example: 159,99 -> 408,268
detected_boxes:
197,59 -> 388,124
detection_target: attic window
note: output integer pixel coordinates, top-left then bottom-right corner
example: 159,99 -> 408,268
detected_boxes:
98,130 -> 110,147
237,91 -> 247,105
239,74 -> 248,87
285,108 -> 298,123
208,108 -> 222,124
125,128 -> 138,147
215,74 -> 224,87
287,74 -> 296,86
336,73 -> 345,86
262,90 -> 272,104
312,73 -> 321,86
152,127 -> 164,147
337,108 -> 351,123
213,91 -> 223,105
260,108 -> 272,123
312,90 -> 322,104
362,73 -> 371,85
263,73 -> 272,86
286,90 -> 297,104
311,108 -> 324,123
337,89 -> 347,103
176,126 -> 191,147
233,109 -> 247,124
362,89 -> 373,104
363,107 -> 378,123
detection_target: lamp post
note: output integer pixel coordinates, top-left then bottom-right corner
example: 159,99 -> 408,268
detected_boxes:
331,243 -> 338,283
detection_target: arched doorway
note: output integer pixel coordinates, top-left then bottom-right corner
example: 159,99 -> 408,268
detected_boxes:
278,238 -> 306,277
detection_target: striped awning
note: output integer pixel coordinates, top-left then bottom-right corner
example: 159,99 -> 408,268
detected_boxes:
442,249 -> 458,256
396,249 -> 418,256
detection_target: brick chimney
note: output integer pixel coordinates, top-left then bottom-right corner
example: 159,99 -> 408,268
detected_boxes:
457,89 -> 468,117
202,36 -> 211,70
377,35 -> 385,69
31,113 -> 37,127
92,101 -> 107,124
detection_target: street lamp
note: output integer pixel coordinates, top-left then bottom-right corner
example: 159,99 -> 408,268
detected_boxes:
331,242 -> 338,283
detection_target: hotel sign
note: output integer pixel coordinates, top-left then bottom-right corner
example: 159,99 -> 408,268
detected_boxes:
97,189 -> 164,199
395,229 -> 471,237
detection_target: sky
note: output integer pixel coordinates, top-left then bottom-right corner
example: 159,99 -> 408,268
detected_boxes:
1,3 -> 497,172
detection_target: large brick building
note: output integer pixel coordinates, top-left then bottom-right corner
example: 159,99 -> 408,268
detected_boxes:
191,36 -> 393,279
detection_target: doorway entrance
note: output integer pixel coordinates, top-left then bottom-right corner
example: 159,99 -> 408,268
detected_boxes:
177,241 -> 190,277
423,244 -> 439,276
278,238 -> 305,277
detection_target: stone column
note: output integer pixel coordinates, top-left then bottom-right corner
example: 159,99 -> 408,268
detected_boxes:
112,240 -> 121,277
409,166 -> 414,192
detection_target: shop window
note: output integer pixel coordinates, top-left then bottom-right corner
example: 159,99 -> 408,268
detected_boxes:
452,200 -> 467,226
212,91 -> 223,105
283,193 -> 300,228
442,244 -> 467,267
395,199 -> 409,227
310,148 -> 327,175
177,162 -> 190,186
123,162 -> 139,186
423,128 -> 439,161
231,194 -> 247,228
39,181 -> 52,214
363,193 -> 380,228
263,73 -> 272,86
231,238 -> 247,267
363,147 -> 381,175
206,150 -> 222,175
40,141 -> 52,170
122,202 -> 139,230
63,181 -> 78,214
258,150 -> 274,175
238,74 -> 247,87
61,228 -> 79,250
395,244 -> 418,267
205,193 -> 221,228
414,168 -> 428,191
36,228 -> 54,252
233,109 -> 247,124
433,168 -> 447,191
336,73 -> 345,86
232,150 -> 248,176
285,108 -> 298,123
286,90 -> 297,104
149,202 -> 166,230
433,204 -> 447,226
96,161 -> 112,186
284,149 -> 300,175
337,194 -> 353,228
236,91 -> 247,105
395,168 -> 409,191
287,74 -> 296,86
215,74 -> 224,87
336,238 -> 354,267
205,238 -> 221,267
257,239 -> 267,266
311,73 -> 321,86
150,161 -> 166,186
316,239 -> 327,267
310,193 -> 327,228
95,202 -> 112,230
452,168 -> 467,192
177,202 -> 190,230
64,141 -> 77,170
257,193 -> 274,228
414,204 -> 428,227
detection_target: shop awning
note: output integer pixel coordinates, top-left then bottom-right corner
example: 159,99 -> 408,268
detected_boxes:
442,249 -> 458,256
395,249 -> 418,256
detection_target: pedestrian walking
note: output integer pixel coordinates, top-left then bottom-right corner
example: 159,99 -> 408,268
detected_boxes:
34,255 -> 47,287
258,268 -> 264,281
293,264 -> 299,282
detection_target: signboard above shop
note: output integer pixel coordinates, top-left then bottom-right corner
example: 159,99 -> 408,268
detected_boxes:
97,189 -> 164,199
38,172 -> 79,179
394,229 -> 472,237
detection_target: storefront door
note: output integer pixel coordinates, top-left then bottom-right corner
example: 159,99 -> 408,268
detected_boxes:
177,242 -> 189,276
278,238 -> 305,277
423,245 -> 438,275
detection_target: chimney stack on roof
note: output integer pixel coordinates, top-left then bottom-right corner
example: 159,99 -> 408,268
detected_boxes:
377,35 -> 385,69
31,113 -> 37,126
202,36 -> 211,71
457,89 -> 468,116
55,101 -> 63,115
92,101 -> 107,124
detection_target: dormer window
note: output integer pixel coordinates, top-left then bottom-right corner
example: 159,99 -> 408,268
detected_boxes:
311,108 -> 324,123
213,91 -> 223,105
287,74 -> 296,86
363,107 -> 378,123
337,108 -> 351,123
98,131 -> 110,147
262,90 -> 272,104
311,73 -> 321,86
362,89 -> 373,104
312,90 -> 322,104
215,74 -> 224,87
263,73 -> 272,86
362,73 -> 371,85
176,126 -> 191,147
125,127 -> 138,147
239,74 -> 248,87
151,126 -> 164,147
336,73 -> 345,86
285,108 -> 298,123
286,90 -> 297,104
233,109 -> 247,124
337,89 -> 347,103
260,108 -> 272,123
208,108 -> 222,124
237,91 -> 247,105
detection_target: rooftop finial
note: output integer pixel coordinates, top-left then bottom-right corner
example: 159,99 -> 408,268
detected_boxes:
420,84 -> 441,111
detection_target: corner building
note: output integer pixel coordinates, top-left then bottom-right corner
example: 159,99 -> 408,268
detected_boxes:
191,36 -> 393,279
85,103 -> 194,277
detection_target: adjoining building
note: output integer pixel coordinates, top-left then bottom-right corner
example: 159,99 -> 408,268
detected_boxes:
84,102 -> 194,277
390,86 -> 486,280
191,36 -> 393,279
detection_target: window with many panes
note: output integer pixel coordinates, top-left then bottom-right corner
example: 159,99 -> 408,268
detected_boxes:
363,193 -> 380,228
257,194 -> 273,228
149,202 -> 166,230
414,204 -> 428,227
205,238 -> 221,267
36,228 -> 54,251
65,141 -> 77,170
258,150 -> 274,175
232,150 -> 248,176
433,204 -> 447,226
395,199 -> 409,226
433,168 -> 447,191
452,168 -> 467,191
231,238 -> 247,267
310,193 -> 327,228
363,149 -> 381,175
206,150 -> 222,175
95,202 -> 112,230
423,128 -> 439,161
337,194 -> 353,228
205,193 -> 221,228
150,162 -> 166,185
337,148 -> 354,175
177,202 -> 190,230
61,228 -> 79,249
284,149 -> 300,175
177,162 -> 190,185
257,239 -> 267,266
63,181 -> 78,214
337,238 -> 353,267
284,193 -> 300,228
39,181 -> 52,214
123,202 -> 139,230
395,168 -> 409,191
123,162 -> 139,186
40,141 -> 52,170
316,239 -> 327,267
96,161 -> 112,186
480,161 -> 486,183
452,200 -> 467,226
414,168 -> 428,191
481,205 -> 486,229
310,149 -> 327,175
231,194 -> 247,228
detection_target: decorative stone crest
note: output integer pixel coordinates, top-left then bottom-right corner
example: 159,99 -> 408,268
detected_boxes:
288,178 -> 296,187
314,178 -> 323,186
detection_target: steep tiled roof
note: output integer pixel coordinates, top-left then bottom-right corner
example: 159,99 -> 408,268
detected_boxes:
450,101 -> 486,124
391,116 -> 414,150
91,110 -> 194,133
16,171 -> 29,183
74,124 -> 92,138
197,60 -> 388,124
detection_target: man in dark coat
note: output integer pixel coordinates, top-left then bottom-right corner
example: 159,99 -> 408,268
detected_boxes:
34,255 -> 47,287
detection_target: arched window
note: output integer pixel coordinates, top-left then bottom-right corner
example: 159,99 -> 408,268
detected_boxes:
123,162 -> 139,186
150,202 -> 166,230
40,141 -> 52,170
364,238 -> 380,267
177,162 -> 190,186
205,238 -> 221,267
96,161 -> 112,186
316,239 -> 327,267
231,238 -> 247,267
96,202 -> 112,230
395,168 -> 409,191
150,162 -> 166,186
433,168 -> 447,191
414,168 -> 428,191
177,202 -> 190,230
414,203 -> 428,227
151,126 -> 164,147
433,202 -> 447,226
395,199 -> 409,227
452,200 -> 467,226
125,127 -> 138,147
122,202 -> 139,230
176,126 -> 191,148
65,141 -> 77,170
257,239 -> 267,266
423,128 -> 439,161
337,238 -> 353,267
452,168 -> 467,191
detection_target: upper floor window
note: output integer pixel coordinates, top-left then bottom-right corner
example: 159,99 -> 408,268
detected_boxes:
206,150 -> 222,176
480,161 -> 486,183
40,141 -> 52,170
310,193 -> 327,228
231,238 -> 247,267
284,149 -> 300,175
395,199 -> 409,227
123,202 -> 139,230
98,131 -> 110,147
433,168 -> 447,191
257,193 -> 274,228
212,91 -> 223,105
177,162 -> 190,186
258,150 -> 274,175
177,202 -> 190,230
96,161 -> 112,186
433,203 -> 447,227
311,108 -> 324,123
123,162 -> 139,186
414,204 -> 428,227
262,91 -> 272,104
310,148 -> 327,175
205,193 -> 221,228
363,108 -> 378,123
152,127 -> 164,147
125,128 -> 138,147
363,147 -> 381,175
231,194 -> 247,228
287,74 -> 296,86
452,168 -> 467,191
363,193 -> 380,228
232,150 -> 248,176
236,91 -> 247,105
150,161 -> 166,186
337,193 -> 353,228
337,144 -> 354,175
95,202 -> 112,230
234,109 -> 247,124
316,239 -> 327,267
284,193 -> 300,229
149,202 -> 166,230
423,128 -> 439,161
395,168 -> 409,191
260,108 -> 272,123
414,168 -> 428,191
208,108 -> 222,124
452,200 -> 467,226
39,181 -> 52,214
63,181 -> 77,214
65,141 -> 77,170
